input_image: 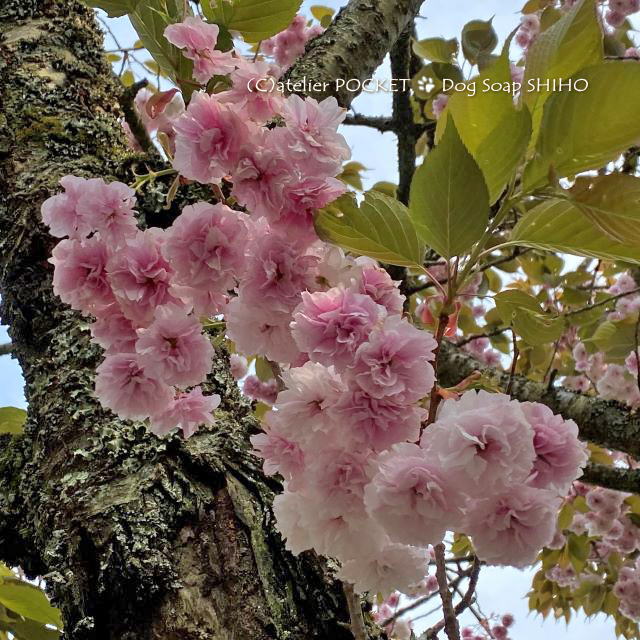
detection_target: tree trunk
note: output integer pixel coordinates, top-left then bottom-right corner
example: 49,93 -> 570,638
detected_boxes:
0,2 -> 353,638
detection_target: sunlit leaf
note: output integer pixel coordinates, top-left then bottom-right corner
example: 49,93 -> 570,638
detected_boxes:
315,191 -> 425,268
409,117 -> 489,258
509,198 -> 640,264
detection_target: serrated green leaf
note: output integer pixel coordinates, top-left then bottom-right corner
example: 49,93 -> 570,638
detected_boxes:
413,37 -> 458,63
206,0 -> 303,43
338,161 -> 367,191
461,18 -> 498,64
439,43 -> 531,203
589,319 -> 639,361
523,0 -> 602,141
494,290 -> 564,345
409,117 -> 489,258
0,579 -> 61,629
0,407 -> 26,435
2,617 -> 61,640
370,181 -> 397,198
83,0 -> 139,17
315,191 -> 424,268
524,62 -> 640,190
128,0 -> 194,90
569,174 -> 640,245
509,198 -> 640,265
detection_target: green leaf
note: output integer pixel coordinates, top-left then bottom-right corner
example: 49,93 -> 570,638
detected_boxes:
570,174 -> 640,245
409,117 -> 489,258
338,161 -> 367,191
461,18 -> 498,64
83,0 -> 138,17
413,37 -> 458,63
494,290 -> 564,345
440,44 -> 531,203
524,62 -> 640,190
0,579 -> 62,628
315,191 -> 424,268
205,0 -> 303,43
523,0 -> 602,139
255,357 -> 273,381
0,407 -> 26,435
3,617 -> 61,640
310,5 -> 333,22
370,181 -> 397,198
509,198 -> 640,265
128,0 -> 194,89
589,319 -> 639,361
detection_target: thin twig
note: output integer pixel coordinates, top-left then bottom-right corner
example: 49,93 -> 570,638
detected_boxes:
565,286 -> 640,316
455,326 -> 508,347
343,583 -> 367,640
432,543 -> 460,640
506,328 -> 519,396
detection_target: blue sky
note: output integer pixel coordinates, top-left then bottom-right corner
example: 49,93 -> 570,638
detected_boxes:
0,0 -> 624,637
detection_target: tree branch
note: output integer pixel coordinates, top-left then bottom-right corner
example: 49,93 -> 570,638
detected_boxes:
284,0 -> 426,106
582,463 -> 640,493
0,343 -> 12,356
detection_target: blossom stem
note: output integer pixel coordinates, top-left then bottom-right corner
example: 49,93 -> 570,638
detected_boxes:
425,311 -> 450,427
343,582 -> 368,640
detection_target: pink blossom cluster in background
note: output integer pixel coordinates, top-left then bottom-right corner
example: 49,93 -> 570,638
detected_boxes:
543,481 -> 640,622
261,14 -> 325,69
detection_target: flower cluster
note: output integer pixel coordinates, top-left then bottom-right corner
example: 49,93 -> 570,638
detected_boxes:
606,0 -> 640,28
43,11 -> 593,600
42,178 -> 222,437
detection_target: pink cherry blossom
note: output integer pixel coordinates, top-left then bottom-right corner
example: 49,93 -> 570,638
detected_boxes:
239,229 -> 320,314
95,352 -> 173,420
337,543 -> 429,596
41,175 -> 98,239
50,237 -> 115,314
134,87 -> 185,141
276,95 -> 350,175
420,391 -> 536,493
260,15 -> 324,69
164,16 -> 236,84
90,306 -> 137,354
221,59 -> 285,123
432,93 -> 449,119
465,485 -> 560,567
229,353 -> 248,379
333,388 -> 425,451
350,261 -> 405,315
364,443 -> 464,546
243,375 -> 279,404
107,229 -> 183,326
75,179 -> 138,247
346,315 -> 436,403
521,402 -> 588,494
272,361 -> 345,443
291,287 -> 385,370
172,91 -> 255,183
162,201 -> 248,315
135,305 -> 214,387
250,412 -> 304,480
149,387 -> 220,438
225,296 -> 301,363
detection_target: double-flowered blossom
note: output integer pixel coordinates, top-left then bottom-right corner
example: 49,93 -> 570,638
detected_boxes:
164,16 -> 236,84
